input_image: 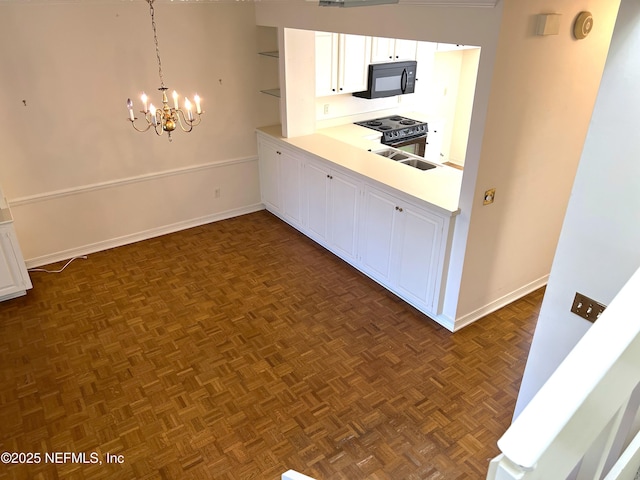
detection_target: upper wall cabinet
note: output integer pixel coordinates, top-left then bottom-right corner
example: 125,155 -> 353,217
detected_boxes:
370,37 -> 418,63
315,32 -> 372,97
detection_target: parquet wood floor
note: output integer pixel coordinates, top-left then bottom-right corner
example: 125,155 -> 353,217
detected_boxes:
0,211 -> 542,480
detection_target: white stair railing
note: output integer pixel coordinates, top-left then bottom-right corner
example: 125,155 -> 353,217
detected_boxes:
488,267 -> 640,480
282,470 -> 317,480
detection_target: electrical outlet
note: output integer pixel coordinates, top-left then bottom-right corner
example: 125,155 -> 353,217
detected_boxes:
571,292 -> 606,323
323,104 -> 329,115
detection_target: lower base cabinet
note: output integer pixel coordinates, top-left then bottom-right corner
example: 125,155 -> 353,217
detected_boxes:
359,185 -> 444,313
257,132 -> 454,319
303,158 -> 360,263
0,220 -> 32,301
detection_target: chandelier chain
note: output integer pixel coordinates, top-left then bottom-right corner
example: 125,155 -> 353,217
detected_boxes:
148,0 -> 165,90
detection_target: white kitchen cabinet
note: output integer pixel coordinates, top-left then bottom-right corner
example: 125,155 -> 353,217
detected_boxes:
371,37 -> 417,63
0,211 -> 32,302
258,137 -> 282,212
315,32 -> 371,97
303,158 -> 360,262
256,130 -> 456,321
359,185 -> 443,312
257,138 -> 303,226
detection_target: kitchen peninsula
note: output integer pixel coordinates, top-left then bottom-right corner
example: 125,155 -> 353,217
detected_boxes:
257,123 -> 462,329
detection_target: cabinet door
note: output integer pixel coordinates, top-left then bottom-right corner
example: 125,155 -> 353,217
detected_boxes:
303,160 -> 330,243
393,39 -> 418,61
359,186 -> 397,283
338,34 -> 371,94
315,32 -> 339,97
328,171 -> 360,262
280,150 -> 303,225
0,228 -> 27,299
370,37 -> 394,63
258,139 -> 281,212
392,203 -> 443,310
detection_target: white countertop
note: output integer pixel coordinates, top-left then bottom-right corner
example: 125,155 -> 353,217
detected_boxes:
257,122 -> 462,215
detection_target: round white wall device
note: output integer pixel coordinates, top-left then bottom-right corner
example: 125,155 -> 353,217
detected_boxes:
574,11 -> 593,39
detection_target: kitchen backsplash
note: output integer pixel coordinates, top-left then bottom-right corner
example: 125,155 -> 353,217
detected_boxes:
315,93 -> 426,129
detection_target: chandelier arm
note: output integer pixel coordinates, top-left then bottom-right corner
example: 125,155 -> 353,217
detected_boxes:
174,109 -> 195,133
188,114 -> 203,128
129,118 -> 153,133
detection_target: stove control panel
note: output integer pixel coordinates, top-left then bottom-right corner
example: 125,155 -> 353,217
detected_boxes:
382,124 -> 428,142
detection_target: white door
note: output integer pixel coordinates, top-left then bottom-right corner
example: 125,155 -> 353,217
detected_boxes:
370,37 -> 394,63
338,34 -> 371,94
315,32 -> 339,96
328,171 -> 360,262
279,150 -> 303,225
0,230 -> 22,298
258,139 -> 281,212
392,203 -> 442,310
303,160 -> 330,243
394,39 -> 418,61
359,186 -> 397,283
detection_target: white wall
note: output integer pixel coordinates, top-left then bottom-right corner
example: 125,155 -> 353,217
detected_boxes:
0,3 -> 274,265
450,48 -> 480,166
453,0 -> 620,328
515,0 -> 640,417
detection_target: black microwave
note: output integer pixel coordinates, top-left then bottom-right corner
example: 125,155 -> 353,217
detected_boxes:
353,60 -> 417,99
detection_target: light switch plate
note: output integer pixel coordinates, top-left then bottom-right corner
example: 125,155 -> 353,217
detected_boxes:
571,292 -> 606,323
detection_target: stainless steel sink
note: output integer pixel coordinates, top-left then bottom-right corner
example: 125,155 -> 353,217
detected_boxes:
373,147 -> 438,171
398,158 -> 436,171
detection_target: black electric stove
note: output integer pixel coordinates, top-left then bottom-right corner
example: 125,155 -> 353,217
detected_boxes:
355,115 -> 428,145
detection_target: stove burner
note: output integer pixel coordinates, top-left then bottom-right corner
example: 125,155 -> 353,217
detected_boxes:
367,120 -> 383,127
379,126 -> 392,130
389,116 -> 403,121
400,119 -> 416,125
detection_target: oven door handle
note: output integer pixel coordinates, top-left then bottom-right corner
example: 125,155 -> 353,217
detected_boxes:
401,68 -> 408,94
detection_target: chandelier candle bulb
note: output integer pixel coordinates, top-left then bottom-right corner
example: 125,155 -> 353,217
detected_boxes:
184,98 -> 193,121
141,93 -> 148,113
127,99 -> 135,121
194,94 -> 201,114
172,90 -> 179,109
149,104 -> 157,125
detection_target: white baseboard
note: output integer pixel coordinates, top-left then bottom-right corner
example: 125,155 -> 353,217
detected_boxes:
453,274 -> 549,331
433,313 -> 456,332
25,204 -> 264,269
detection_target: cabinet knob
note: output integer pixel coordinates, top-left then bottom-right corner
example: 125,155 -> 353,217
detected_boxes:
395,206 -> 403,212
276,151 -> 281,155
332,88 -> 336,92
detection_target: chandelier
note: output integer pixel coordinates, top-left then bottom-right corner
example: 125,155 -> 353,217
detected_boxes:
126,0 -> 203,141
